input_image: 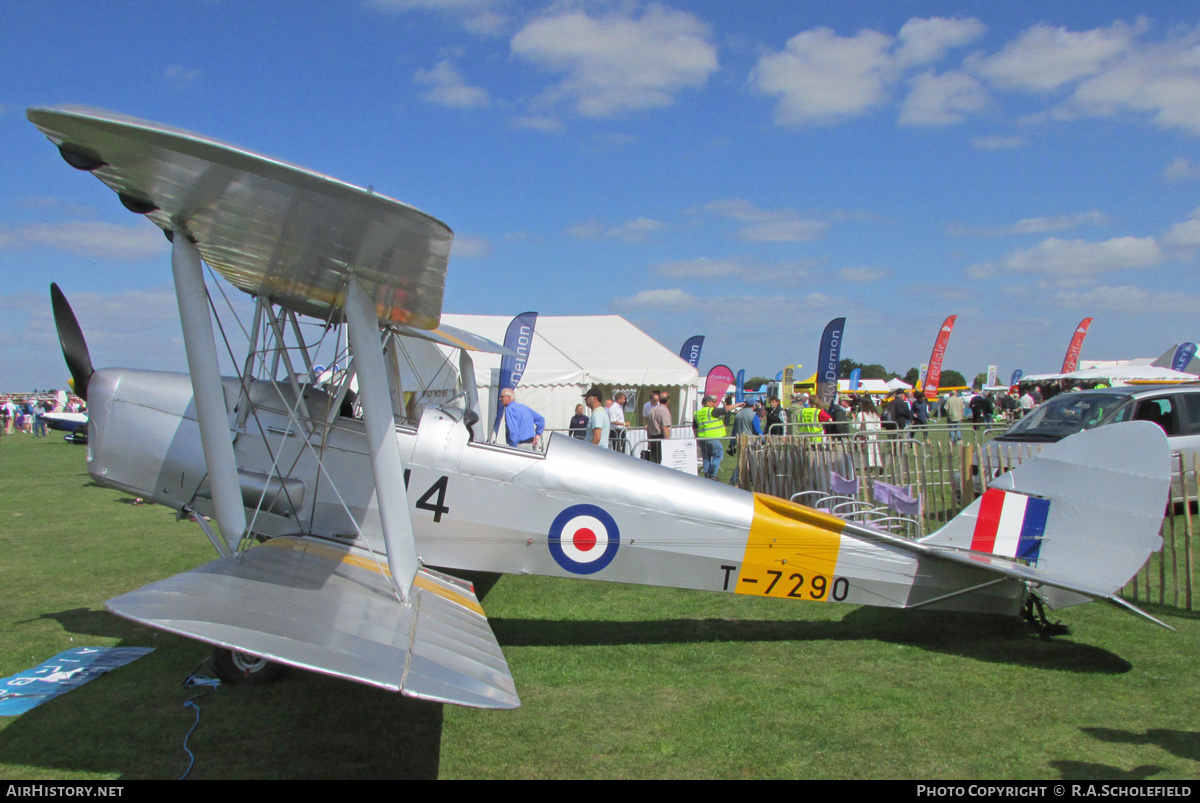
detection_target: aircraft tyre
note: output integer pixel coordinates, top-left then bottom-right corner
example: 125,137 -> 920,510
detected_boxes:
211,647 -> 290,685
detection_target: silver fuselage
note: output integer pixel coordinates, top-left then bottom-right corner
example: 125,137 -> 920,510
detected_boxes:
85,367 -> 1026,616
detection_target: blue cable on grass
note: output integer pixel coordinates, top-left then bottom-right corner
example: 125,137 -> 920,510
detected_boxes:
179,674 -> 221,780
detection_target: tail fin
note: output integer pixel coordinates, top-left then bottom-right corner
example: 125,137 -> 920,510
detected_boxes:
921,421 -> 1170,601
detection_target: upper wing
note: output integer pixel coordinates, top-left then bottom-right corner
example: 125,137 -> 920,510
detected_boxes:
28,105 -> 452,329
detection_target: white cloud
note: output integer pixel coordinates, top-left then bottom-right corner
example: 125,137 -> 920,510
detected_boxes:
652,256 -> 820,284
164,65 -> 202,85
620,288 -> 697,307
702,199 -> 829,242
1,221 -> 168,260
365,0 -> 506,36
970,21 -> 1139,92
565,217 -> 667,243
61,286 -> 182,335
970,135 -> 1025,151
1062,27 -> 1200,135
899,70 -> 988,125
1161,208 -> 1200,251
901,283 -> 973,302
451,233 -> 492,257
752,17 -> 983,126
1048,285 -> 1200,314
511,5 -> 717,118
510,114 -> 563,133
947,211 -> 1108,237
839,266 -> 890,283
965,236 -> 1165,279
1163,157 -> 1200,182
20,196 -> 95,216
895,17 -> 985,67
752,27 -> 896,125
607,217 -> 667,243
615,288 -> 836,326
414,60 -> 490,108
565,220 -> 604,240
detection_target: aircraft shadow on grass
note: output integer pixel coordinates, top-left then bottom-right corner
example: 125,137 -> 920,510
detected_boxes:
1081,726 -> 1200,763
486,606 -> 1133,675
2,609 -> 444,779
1048,727 -> 1200,784
0,603 -> 1132,779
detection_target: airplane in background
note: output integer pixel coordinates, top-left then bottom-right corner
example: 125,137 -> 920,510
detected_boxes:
41,410 -> 88,443
30,106 -> 1173,710
40,352 -> 89,443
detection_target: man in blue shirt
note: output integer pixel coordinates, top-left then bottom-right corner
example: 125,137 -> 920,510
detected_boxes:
583,386 -> 610,448
500,387 -> 544,450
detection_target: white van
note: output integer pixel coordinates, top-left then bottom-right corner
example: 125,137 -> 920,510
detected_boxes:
974,385 -> 1200,494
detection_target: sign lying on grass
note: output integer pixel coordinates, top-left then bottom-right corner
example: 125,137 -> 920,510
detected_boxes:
0,646 -> 154,715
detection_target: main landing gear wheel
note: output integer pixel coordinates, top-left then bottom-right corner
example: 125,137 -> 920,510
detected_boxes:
210,647 -> 290,685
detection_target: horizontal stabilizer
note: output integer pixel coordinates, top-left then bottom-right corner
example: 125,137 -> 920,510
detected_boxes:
107,537 -> 519,709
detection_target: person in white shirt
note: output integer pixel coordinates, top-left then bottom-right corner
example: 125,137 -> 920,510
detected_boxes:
606,392 -> 628,453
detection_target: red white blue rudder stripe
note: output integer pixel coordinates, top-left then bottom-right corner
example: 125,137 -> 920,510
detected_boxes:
970,489 -> 1049,563
548,504 -> 620,575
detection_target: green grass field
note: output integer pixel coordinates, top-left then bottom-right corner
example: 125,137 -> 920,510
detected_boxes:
1,434 -> 1197,780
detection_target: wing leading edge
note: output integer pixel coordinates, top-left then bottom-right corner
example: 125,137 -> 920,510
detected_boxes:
106,536 -> 520,709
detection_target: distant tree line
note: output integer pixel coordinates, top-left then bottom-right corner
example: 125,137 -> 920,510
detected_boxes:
837,359 -> 964,388
739,361 -> 968,392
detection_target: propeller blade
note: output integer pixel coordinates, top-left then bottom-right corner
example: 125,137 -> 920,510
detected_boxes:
50,283 -> 95,402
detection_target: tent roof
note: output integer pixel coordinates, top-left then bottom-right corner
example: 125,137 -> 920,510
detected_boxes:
439,314 -> 698,388
839,378 -> 892,394
1062,365 -> 1198,382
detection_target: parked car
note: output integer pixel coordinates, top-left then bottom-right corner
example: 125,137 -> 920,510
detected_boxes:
973,385 -> 1200,495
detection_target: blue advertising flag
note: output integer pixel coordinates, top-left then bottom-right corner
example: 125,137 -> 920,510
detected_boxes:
1171,342 -> 1197,372
1010,369 -> 1023,386
492,311 -> 538,438
679,335 -> 705,368
735,369 -> 745,403
816,317 -> 846,407
849,368 -> 861,391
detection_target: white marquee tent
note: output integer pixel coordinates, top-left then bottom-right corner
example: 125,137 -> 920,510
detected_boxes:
392,314 -> 699,434
1063,365 -> 1198,383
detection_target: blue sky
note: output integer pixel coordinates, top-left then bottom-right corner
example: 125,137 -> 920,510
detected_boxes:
3,0 -> 1200,390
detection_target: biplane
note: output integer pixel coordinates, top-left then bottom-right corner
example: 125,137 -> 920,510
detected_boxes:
30,106 -> 1172,710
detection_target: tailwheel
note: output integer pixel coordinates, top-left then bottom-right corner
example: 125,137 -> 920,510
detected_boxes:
210,647 -> 290,685
1022,594 -> 1071,639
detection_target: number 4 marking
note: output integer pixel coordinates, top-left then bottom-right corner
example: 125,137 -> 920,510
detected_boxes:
415,475 -> 450,522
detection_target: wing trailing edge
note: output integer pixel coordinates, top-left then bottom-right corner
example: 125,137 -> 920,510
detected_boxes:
106,536 -> 520,709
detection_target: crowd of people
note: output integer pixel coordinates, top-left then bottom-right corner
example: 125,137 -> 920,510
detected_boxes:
0,395 -> 84,438
494,383 -> 1049,485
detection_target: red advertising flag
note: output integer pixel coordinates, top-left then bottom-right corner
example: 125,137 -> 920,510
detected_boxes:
1060,318 -> 1093,373
924,315 -> 957,393
704,365 -> 735,399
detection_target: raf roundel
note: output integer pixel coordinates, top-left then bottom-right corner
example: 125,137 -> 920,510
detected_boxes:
548,504 -> 620,575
